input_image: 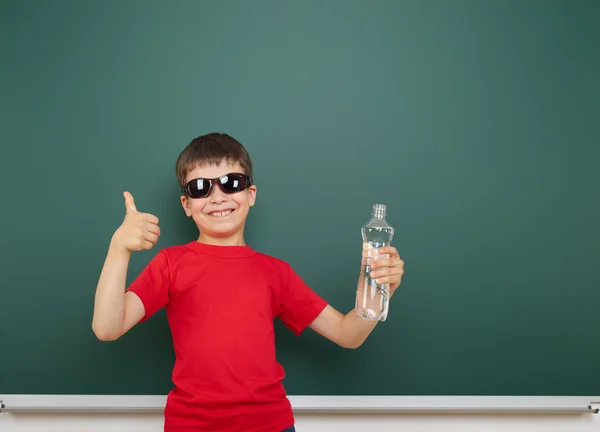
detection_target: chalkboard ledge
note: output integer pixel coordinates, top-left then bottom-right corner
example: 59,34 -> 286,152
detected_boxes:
1,395 -> 598,414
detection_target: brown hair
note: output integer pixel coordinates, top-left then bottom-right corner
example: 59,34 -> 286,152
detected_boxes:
175,133 -> 253,189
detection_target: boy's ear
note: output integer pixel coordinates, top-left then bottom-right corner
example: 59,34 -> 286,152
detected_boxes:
248,185 -> 257,207
180,195 -> 192,217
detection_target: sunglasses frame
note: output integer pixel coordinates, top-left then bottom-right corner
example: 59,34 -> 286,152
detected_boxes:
182,172 -> 252,199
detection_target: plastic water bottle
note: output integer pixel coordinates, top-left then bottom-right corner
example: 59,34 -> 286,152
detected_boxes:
355,204 -> 395,321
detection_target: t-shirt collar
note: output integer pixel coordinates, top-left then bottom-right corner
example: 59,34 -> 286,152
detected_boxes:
185,240 -> 256,258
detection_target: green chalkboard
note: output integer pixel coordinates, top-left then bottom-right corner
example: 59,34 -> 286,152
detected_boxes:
1,0 -> 599,397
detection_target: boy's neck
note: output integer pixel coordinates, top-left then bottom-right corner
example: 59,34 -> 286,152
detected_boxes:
196,233 -> 246,247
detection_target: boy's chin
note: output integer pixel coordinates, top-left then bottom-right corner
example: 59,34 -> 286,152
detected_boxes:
198,226 -> 241,239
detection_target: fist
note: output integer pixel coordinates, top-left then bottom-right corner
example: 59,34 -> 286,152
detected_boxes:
113,191 -> 161,252
365,245 -> 405,296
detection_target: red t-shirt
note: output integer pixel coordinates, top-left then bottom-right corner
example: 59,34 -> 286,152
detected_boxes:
126,241 -> 328,432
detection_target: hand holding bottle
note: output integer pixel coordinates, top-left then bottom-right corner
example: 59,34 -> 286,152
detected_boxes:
367,244 -> 404,294
355,204 -> 404,321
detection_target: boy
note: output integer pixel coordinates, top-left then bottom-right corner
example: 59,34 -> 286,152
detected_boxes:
92,133 -> 405,432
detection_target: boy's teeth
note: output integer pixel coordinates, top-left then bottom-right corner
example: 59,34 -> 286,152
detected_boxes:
211,210 -> 232,217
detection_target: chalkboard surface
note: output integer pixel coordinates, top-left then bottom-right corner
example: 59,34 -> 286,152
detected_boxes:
1,0 -> 598,397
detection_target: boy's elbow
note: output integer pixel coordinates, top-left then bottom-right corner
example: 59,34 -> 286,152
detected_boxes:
92,328 -> 116,342
348,340 -> 363,349
341,337 -> 364,349
92,322 -> 120,342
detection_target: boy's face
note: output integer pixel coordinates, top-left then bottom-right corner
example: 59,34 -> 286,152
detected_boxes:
180,160 -> 257,245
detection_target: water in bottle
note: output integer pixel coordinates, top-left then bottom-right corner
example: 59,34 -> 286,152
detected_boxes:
355,204 -> 395,321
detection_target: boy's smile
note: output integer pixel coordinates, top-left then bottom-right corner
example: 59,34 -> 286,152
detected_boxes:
209,209 -> 234,218
180,160 -> 257,246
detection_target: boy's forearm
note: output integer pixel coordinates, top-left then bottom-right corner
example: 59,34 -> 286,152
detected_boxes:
92,238 -> 131,340
340,308 -> 379,348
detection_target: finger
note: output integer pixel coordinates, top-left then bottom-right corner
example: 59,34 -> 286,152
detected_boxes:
123,191 -> 138,214
143,240 -> 154,250
146,223 -> 161,236
373,263 -> 406,277
370,267 -> 396,278
378,246 -> 400,258
374,275 -> 401,285
370,258 -> 394,269
144,232 -> 159,244
362,249 -> 390,260
141,213 -> 159,225
374,269 -> 404,284
371,257 -> 403,269
373,276 -> 393,284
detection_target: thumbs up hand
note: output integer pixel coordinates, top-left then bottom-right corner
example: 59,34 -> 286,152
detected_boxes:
113,191 -> 161,253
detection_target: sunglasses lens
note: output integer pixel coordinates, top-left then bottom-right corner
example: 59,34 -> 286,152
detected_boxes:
187,178 -> 210,198
220,173 -> 249,193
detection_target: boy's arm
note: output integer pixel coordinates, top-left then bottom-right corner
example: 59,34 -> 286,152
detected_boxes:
308,246 -> 405,349
92,243 -> 146,341
308,305 -> 379,349
91,192 -> 160,341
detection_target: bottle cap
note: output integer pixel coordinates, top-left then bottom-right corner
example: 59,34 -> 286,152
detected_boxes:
372,204 -> 386,218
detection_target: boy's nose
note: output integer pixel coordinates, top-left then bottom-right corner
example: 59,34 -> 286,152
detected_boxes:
209,185 -> 227,203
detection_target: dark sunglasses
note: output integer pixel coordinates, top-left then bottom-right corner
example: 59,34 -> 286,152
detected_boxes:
183,172 -> 252,199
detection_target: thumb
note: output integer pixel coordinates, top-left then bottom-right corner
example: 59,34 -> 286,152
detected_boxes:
123,191 -> 138,214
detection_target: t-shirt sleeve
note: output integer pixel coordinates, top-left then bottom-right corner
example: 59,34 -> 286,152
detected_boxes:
125,250 -> 171,322
277,263 -> 328,336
